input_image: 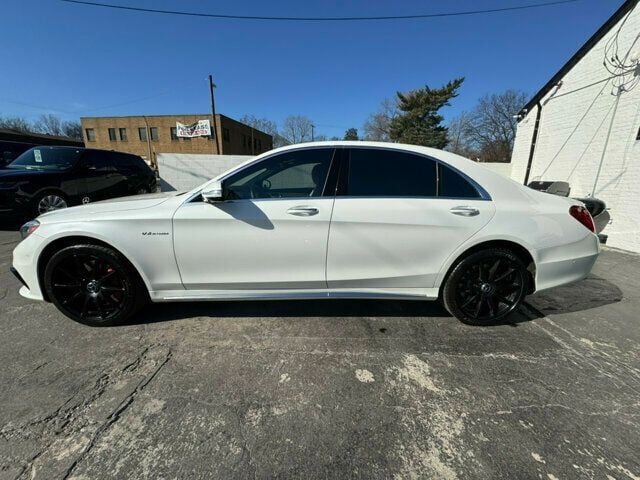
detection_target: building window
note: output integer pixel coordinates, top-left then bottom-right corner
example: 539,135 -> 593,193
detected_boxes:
108,128 -> 117,141
170,127 -> 178,141
223,128 -> 230,142
85,128 -> 96,142
150,127 -> 159,141
138,127 -> 147,141
119,128 -> 127,141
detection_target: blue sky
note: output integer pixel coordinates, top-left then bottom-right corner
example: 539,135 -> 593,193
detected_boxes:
0,0 -> 625,137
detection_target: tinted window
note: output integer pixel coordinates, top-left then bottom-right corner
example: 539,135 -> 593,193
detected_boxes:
347,148 -> 436,197
224,148 -> 334,200
8,147 -> 82,171
439,164 -> 481,198
82,151 -> 115,172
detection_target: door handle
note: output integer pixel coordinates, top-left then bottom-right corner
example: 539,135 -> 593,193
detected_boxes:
287,206 -> 319,216
450,206 -> 480,217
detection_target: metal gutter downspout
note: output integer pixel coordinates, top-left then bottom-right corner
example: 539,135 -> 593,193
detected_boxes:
523,102 -> 542,186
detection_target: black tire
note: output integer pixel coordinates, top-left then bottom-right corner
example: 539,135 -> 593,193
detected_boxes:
33,190 -> 69,217
441,248 -> 529,326
44,244 -> 148,326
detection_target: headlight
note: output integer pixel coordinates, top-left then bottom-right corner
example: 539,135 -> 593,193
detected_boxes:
20,220 -> 40,240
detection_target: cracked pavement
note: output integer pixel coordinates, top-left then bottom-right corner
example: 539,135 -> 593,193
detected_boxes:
0,228 -> 639,479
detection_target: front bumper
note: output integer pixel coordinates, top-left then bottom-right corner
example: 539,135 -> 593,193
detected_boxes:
11,233 -> 46,301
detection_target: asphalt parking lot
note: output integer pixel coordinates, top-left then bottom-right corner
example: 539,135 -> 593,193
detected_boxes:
0,227 -> 639,480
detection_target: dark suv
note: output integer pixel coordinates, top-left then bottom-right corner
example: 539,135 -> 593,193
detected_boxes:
0,146 -> 157,217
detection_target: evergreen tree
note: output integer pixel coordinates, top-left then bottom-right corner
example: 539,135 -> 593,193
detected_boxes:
343,128 -> 359,140
390,78 -> 464,148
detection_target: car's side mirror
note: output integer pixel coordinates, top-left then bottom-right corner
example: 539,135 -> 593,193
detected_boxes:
202,181 -> 224,204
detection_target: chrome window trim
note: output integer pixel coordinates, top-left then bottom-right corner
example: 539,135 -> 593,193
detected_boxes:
185,144 -> 492,204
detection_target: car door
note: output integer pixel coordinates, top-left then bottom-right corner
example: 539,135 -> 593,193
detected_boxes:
326,147 -> 496,289
172,147 -> 337,290
79,150 -> 128,202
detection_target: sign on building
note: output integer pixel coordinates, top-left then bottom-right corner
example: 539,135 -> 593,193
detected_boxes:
176,119 -> 212,138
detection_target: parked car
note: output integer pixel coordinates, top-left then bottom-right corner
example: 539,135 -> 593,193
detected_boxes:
527,180 -> 610,236
0,146 -> 157,217
11,142 -> 600,327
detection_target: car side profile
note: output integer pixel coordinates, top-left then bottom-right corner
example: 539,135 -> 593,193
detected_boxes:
11,142 -> 600,326
0,146 -> 157,217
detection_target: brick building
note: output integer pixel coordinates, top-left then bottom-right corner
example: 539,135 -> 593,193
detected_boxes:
511,0 -> 640,252
80,114 -> 273,164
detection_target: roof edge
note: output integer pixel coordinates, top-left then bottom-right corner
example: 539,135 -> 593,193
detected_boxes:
518,0 -> 638,118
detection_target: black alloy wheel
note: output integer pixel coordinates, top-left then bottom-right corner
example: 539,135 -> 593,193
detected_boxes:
44,245 -> 147,326
442,248 -> 529,325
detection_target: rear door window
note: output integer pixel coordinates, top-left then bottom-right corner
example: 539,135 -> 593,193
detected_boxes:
82,150 -> 116,172
438,164 -> 481,199
346,148 -> 437,197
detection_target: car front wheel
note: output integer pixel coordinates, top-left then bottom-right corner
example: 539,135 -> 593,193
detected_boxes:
34,191 -> 68,216
441,248 -> 529,326
43,244 -> 147,326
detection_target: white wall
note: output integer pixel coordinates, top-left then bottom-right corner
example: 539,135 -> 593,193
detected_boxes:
511,3 -> 640,252
157,153 -> 252,192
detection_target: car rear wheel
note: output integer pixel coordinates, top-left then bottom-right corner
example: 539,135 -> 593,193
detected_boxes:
35,192 -> 68,216
43,244 -> 147,326
441,248 -> 529,326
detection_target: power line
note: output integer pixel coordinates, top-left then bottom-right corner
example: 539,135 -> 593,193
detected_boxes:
0,91 -> 169,116
60,0 -> 584,22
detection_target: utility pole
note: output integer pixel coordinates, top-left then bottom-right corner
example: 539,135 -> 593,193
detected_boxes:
311,124 -> 315,142
209,75 -> 221,155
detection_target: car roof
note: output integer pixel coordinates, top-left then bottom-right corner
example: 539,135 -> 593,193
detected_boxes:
27,145 -> 141,158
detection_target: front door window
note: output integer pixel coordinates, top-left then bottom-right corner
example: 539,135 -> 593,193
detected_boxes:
223,148 -> 334,200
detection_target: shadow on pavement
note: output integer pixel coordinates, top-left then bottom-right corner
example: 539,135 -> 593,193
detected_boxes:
525,273 -> 623,316
124,298 -> 541,327
0,216 -> 24,232
124,273 -> 623,327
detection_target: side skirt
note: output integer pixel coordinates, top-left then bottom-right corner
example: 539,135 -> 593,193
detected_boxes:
149,288 -> 439,303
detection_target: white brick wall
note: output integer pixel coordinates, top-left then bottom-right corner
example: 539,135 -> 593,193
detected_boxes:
511,2 -> 640,252
157,153 -> 252,192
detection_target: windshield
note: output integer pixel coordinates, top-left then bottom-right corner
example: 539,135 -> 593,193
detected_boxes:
7,147 -> 82,171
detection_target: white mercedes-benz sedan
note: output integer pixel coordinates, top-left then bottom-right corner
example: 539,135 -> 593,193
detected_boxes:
11,142 -> 600,326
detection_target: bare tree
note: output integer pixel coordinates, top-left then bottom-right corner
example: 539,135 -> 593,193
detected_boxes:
34,114 -> 65,136
62,121 -> 83,140
240,115 -> 289,148
0,116 -> 33,133
446,111 -> 478,159
467,90 -> 527,162
363,99 -> 397,142
281,115 -> 314,144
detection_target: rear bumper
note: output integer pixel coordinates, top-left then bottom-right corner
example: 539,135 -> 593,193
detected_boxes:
534,233 -> 600,292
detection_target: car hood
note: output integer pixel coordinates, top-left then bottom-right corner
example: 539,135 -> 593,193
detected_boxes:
37,191 -> 184,223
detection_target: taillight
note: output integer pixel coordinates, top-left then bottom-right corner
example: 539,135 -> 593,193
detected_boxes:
569,205 -> 595,233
